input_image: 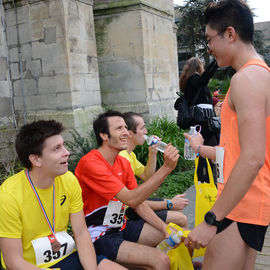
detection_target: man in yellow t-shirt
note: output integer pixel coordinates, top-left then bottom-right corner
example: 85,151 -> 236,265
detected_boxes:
0,120 -> 126,270
119,112 -> 189,228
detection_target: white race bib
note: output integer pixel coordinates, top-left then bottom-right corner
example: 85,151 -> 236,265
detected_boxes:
103,200 -> 126,227
216,147 -> 225,184
31,231 -> 75,266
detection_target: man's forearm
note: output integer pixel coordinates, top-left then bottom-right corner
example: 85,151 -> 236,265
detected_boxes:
5,260 -> 40,270
143,153 -> 157,180
145,199 -> 166,211
75,231 -> 98,270
195,144 -> 216,161
135,202 -> 167,237
211,154 -> 262,221
122,165 -> 173,208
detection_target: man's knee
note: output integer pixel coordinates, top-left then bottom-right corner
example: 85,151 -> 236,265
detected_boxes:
166,211 -> 188,228
152,249 -> 170,269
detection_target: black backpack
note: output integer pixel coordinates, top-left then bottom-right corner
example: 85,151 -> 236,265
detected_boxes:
174,90 -> 200,130
175,59 -> 218,131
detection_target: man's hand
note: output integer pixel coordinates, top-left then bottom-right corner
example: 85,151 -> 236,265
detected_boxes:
148,144 -> 158,155
148,135 -> 160,155
183,133 -> 204,153
184,221 -> 217,250
170,194 -> 189,210
163,143 -> 179,171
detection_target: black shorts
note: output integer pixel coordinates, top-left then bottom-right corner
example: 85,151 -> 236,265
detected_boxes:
125,198 -> 168,222
51,251 -> 107,269
93,219 -> 145,260
217,218 -> 268,251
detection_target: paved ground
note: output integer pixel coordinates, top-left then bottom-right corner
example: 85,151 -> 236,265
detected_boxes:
183,185 -> 270,269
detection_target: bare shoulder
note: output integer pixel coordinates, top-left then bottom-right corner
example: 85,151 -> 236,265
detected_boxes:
229,64 -> 270,112
231,64 -> 269,97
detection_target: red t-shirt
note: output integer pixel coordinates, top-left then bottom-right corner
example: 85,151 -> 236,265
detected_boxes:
75,149 -> 137,217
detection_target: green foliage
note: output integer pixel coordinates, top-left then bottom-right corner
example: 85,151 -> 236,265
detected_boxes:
0,160 -> 23,186
133,117 -> 194,173
176,0 -> 213,65
154,170 -> 194,198
176,0 -> 270,69
254,29 -> 270,65
65,129 -> 97,173
65,117 -> 195,200
208,77 -> 231,94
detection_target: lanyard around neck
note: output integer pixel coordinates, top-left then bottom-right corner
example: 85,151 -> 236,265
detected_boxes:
26,170 -> 56,235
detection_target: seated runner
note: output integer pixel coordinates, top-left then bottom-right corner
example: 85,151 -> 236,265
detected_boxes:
0,120 -> 126,270
75,110 -> 180,270
120,111 -> 188,228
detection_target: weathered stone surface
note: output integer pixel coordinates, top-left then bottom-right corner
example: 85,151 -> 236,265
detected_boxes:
44,26 -> 56,44
0,81 -> 10,97
0,98 -> 11,116
0,0 -> 180,160
6,25 -> 18,46
10,63 -> 20,80
9,47 -> 19,62
0,57 -> 7,81
29,1 -> 50,21
95,0 -> 178,119
13,78 -> 37,97
18,23 -> 32,44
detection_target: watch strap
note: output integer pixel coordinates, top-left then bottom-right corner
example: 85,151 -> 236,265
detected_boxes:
205,211 -> 222,227
166,200 -> 173,210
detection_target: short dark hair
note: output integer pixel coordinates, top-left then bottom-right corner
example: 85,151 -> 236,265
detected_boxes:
15,120 -> 64,170
123,112 -> 143,134
204,0 -> 254,43
93,110 -> 124,146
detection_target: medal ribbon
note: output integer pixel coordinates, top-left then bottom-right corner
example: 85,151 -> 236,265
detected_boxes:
26,170 -> 56,235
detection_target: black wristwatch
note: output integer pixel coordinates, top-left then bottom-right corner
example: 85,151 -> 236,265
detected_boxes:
166,200 -> 173,210
204,211 -> 222,227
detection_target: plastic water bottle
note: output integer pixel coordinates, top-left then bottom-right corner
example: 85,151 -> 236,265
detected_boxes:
156,231 -> 182,253
143,135 -> 167,153
184,126 -> 197,160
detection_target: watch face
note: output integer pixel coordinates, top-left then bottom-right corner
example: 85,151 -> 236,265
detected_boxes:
167,200 -> 173,209
205,211 -> 216,225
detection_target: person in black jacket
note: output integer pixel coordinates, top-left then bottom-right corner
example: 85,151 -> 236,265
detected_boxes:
179,57 -> 218,182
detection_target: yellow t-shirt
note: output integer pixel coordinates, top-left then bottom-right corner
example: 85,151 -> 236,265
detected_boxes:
119,150 -> 145,177
0,170 -> 83,268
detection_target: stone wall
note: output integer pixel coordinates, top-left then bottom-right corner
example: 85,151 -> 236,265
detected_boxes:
0,0 -> 103,160
0,3 -> 17,160
0,0 -> 179,161
94,0 -> 178,120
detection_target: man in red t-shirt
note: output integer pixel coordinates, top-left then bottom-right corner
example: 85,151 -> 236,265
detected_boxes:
75,110 -> 179,270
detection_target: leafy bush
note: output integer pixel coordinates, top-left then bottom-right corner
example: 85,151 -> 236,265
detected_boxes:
65,129 -> 97,173
0,160 -> 23,186
65,117 -> 195,199
208,78 -> 230,94
153,170 -> 194,198
134,117 -> 194,173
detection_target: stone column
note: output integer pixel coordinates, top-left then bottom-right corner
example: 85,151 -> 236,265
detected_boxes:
3,0 -> 102,136
94,0 -> 179,120
0,2 -> 17,160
